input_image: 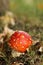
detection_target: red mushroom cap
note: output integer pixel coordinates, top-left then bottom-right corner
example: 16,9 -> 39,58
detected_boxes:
8,31 -> 32,52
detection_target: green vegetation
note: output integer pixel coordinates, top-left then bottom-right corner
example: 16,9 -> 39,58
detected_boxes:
9,0 -> 43,17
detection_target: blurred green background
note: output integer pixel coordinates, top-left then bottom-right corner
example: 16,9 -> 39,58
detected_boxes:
8,0 -> 43,38
9,0 -> 43,19
0,0 -> 43,38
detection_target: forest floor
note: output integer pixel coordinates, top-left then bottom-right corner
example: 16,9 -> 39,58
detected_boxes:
0,15 -> 43,65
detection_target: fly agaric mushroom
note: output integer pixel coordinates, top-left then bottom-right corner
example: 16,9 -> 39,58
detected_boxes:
8,31 -> 32,53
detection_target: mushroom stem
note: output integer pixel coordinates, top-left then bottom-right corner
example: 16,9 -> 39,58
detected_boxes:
11,50 -> 24,58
